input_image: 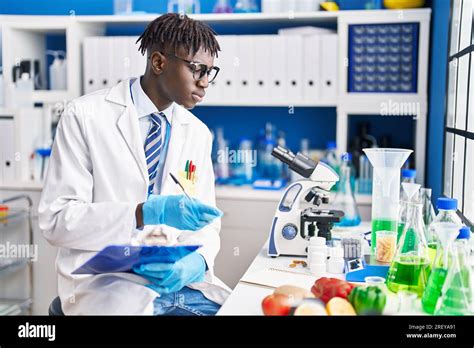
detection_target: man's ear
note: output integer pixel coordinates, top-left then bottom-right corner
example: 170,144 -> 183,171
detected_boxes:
149,51 -> 166,75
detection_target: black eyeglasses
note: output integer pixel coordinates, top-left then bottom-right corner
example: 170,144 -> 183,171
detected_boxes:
156,51 -> 220,83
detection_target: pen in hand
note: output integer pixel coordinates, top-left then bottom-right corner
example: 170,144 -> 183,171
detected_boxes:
169,173 -> 192,200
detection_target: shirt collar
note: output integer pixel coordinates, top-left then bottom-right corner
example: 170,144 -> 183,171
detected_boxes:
130,76 -> 174,124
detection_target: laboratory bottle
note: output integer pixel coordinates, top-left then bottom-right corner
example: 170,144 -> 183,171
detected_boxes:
322,141 -> 339,172
427,198 -> 463,261
215,127 -> 229,180
333,153 -> 361,227
435,226 -> 473,315
386,202 -> 431,297
47,50 -> 67,90
15,72 -> 34,107
213,0 -> 233,12
234,0 -> 258,13
400,169 -> 416,201
397,182 -> 420,243
421,222 -> 460,314
420,188 -> 436,231
232,137 -> 253,184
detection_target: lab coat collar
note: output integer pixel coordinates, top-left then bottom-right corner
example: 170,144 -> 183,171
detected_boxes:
106,78 -> 190,125
107,79 -> 189,186
130,76 -> 174,124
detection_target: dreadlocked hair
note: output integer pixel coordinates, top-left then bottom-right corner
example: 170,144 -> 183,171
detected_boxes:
136,13 -> 220,58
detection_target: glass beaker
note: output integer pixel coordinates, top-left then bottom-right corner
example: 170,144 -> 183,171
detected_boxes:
333,154 -> 361,227
363,148 -> 412,252
420,188 -> 436,259
375,230 -> 396,263
421,222 -> 459,314
396,290 -> 418,315
435,226 -> 473,315
386,202 -> 431,297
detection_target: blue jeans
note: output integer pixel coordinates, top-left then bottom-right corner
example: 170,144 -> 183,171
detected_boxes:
153,287 -> 221,316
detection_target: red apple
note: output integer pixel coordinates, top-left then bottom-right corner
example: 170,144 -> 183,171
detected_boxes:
261,294 -> 293,316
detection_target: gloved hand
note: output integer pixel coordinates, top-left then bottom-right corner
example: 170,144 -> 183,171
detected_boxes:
142,194 -> 222,231
133,252 -> 206,294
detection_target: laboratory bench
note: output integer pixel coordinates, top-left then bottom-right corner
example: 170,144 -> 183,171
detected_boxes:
217,221 -> 425,316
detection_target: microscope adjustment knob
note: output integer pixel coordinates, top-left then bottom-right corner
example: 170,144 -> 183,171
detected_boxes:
282,224 -> 298,240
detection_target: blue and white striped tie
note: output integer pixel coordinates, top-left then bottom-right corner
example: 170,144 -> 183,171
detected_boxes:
144,112 -> 164,195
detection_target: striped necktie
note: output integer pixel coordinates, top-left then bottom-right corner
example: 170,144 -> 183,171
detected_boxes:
144,112 -> 164,195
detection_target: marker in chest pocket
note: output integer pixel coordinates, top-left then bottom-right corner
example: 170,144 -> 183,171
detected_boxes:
176,159 -> 198,197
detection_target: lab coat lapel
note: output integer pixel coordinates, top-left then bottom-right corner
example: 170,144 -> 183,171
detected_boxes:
116,107 -> 148,185
111,81 -> 148,185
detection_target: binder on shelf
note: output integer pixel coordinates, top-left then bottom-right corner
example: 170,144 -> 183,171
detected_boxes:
83,37 -> 100,94
128,37 -> 145,80
102,37 -> 115,89
113,36 -> 131,85
253,35 -> 272,103
217,35 -> 238,103
203,45 -> 222,104
0,118 -> 16,182
303,35 -> 321,104
269,36 -> 287,101
285,35 -> 303,104
235,35 -> 256,102
320,34 -> 338,104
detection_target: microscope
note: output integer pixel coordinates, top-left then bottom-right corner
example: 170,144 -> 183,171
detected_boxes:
268,146 -> 344,257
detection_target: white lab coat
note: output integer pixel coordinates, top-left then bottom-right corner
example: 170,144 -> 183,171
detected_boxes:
38,78 -> 231,315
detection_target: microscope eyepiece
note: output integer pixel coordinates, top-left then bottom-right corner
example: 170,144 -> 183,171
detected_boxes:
271,145 -> 317,179
271,146 -> 295,165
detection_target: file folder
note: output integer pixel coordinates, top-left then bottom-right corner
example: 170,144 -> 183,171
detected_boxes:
254,35 -> 272,102
320,34 -> 338,104
236,35 -> 256,102
303,35 -> 321,103
285,35 -> 303,103
72,244 -> 202,275
270,36 -> 287,101
83,37 -> 100,94
203,45 -> 222,104
217,35 -> 238,103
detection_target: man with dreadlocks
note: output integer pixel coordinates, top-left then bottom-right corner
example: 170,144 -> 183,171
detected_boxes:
39,13 -> 231,315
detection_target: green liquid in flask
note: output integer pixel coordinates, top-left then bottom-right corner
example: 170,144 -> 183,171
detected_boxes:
427,242 -> 437,265
421,267 -> 448,314
397,223 -> 405,243
436,269 -> 472,315
386,255 -> 431,297
371,219 -> 397,251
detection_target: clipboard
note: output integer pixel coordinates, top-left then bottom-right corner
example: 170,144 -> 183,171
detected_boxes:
72,244 -> 201,275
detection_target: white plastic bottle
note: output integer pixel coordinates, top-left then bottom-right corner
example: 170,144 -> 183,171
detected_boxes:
48,51 -> 67,90
15,72 -> 34,107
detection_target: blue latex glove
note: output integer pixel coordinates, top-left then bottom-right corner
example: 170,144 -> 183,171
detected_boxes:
133,252 -> 206,294
142,194 -> 222,231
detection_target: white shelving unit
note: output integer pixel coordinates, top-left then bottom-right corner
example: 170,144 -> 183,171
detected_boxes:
0,8 -> 431,189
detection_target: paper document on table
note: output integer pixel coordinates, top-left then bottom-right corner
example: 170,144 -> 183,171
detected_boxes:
240,267 -> 317,289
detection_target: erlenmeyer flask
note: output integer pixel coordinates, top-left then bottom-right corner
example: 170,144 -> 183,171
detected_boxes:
397,183 -> 420,243
386,202 -> 431,296
421,222 -> 459,314
435,226 -> 473,315
420,188 -> 436,260
333,157 -> 361,227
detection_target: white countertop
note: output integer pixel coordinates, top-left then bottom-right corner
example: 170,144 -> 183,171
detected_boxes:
217,223 -> 371,315
217,222 -> 429,316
